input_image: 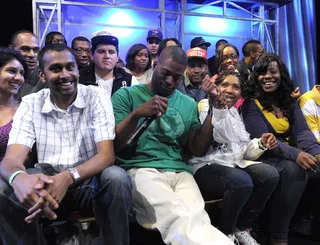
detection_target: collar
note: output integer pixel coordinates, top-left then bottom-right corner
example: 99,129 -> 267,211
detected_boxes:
310,85 -> 320,105
41,85 -> 87,113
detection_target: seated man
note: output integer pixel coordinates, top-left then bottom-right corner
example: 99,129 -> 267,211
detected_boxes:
0,44 -> 132,245
177,47 -> 209,102
112,46 -> 232,245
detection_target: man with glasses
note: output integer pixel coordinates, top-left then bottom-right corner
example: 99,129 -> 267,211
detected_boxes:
71,36 -> 92,70
238,39 -> 264,83
9,30 -> 46,97
146,29 -> 163,67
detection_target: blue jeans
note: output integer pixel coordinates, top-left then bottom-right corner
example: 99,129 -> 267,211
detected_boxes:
194,163 -> 279,235
260,157 -> 308,242
0,165 -> 132,245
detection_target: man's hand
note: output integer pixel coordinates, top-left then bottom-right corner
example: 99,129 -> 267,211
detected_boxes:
12,173 -> 56,209
260,133 -> 277,149
296,152 -> 318,170
45,171 -> 74,204
134,95 -> 168,118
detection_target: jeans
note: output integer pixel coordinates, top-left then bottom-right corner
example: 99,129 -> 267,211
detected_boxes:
0,165 -> 132,245
260,157 -> 308,242
194,163 -> 279,235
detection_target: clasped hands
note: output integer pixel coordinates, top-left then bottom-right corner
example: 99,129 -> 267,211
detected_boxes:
11,170 -> 73,223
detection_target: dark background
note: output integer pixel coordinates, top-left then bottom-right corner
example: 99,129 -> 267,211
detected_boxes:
1,0 -> 319,76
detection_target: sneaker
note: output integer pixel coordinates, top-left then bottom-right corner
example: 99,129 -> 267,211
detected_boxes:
227,234 -> 240,245
235,229 -> 260,245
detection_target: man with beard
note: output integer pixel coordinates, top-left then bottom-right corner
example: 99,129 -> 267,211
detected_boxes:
112,46 -> 233,245
79,30 -> 138,98
0,44 -> 132,245
177,47 -> 209,102
9,30 -> 47,96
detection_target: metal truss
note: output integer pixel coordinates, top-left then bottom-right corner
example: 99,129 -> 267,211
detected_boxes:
32,0 -> 281,53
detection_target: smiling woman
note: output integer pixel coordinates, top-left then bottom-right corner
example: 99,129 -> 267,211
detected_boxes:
0,47 -> 27,161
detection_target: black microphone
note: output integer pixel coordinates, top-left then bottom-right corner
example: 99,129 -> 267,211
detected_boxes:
125,115 -> 158,148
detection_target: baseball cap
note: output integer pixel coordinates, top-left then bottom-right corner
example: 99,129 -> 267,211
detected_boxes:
190,37 -> 211,49
91,29 -> 119,52
186,47 -> 208,63
146,29 -> 163,41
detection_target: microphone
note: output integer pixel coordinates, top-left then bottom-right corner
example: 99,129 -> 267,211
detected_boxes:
125,115 -> 158,148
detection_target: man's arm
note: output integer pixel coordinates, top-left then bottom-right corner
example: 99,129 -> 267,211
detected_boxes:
113,90 -> 168,152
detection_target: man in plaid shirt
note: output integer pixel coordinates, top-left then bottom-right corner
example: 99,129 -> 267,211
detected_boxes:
0,43 -> 132,245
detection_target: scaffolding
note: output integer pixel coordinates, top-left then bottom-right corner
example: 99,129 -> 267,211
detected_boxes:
32,0 -> 283,53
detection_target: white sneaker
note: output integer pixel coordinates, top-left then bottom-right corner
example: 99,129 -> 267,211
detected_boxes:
234,229 -> 260,245
227,234 -> 240,245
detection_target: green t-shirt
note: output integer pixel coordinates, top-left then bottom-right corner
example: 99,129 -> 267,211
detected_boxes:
112,84 -> 201,173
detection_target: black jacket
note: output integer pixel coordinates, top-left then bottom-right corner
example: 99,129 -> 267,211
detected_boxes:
79,62 -> 133,95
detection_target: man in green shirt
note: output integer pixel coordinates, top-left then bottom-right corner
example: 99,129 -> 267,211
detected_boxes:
112,46 -> 232,245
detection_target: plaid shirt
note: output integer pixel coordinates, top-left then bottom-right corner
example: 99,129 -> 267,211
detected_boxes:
8,84 -> 115,172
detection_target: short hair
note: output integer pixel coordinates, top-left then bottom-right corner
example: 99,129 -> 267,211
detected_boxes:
215,70 -> 243,91
45,31 -> 67,46
71,36 -> 90,49
10,30 -> 37,46
157,38 -> 182,57
125,43 -> 152,71
215,43 -> 240,73
38,43 -> 76,71
242,39 -> 261,57
215,39 -> 228,50
158,46 -> 187,67
0,47 -> 28,80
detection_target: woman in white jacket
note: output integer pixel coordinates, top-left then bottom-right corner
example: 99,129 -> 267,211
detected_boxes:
189,71 -> 279,245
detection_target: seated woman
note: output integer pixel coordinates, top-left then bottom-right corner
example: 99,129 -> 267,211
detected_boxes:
123,43 -> 153,84
189,71 -> 279,245
0,47 -> 27,161
241,52 -> 319,245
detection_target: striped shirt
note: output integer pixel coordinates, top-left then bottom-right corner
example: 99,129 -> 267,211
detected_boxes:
298,85 -> 320,142
8,84 -> 115,172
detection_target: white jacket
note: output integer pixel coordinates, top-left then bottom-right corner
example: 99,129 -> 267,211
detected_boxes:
189,99 -> 266,173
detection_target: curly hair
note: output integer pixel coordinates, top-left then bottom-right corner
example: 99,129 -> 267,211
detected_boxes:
242,53 -> 295,117
125,43 -> 151,71
215,43 -> 239,73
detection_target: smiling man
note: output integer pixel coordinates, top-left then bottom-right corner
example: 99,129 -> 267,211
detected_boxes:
0,44 -> 132,245
79,30 -> 138,98
10,30 -> 48,97
112,46 -> 233,245
177,47 -> 209,102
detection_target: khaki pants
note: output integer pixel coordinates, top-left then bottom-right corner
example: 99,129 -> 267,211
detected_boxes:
128,168 -> 233,245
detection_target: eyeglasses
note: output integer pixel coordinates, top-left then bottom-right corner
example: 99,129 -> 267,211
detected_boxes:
73,48 -> 91,54
148,40 -> 160,45
221,54 -> 238,62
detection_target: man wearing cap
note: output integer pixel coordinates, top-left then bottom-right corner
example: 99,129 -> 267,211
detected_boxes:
146,29 -> 163,67
190,36 -> 211,51
79,30 -> 138,98
177,47 -> 209,103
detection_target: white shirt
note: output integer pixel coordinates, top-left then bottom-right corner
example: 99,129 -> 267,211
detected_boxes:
189,99 -> 265,173
8,84 -> 115,172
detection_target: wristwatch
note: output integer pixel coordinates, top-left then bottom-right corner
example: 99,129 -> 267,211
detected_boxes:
69,167 -> 80,183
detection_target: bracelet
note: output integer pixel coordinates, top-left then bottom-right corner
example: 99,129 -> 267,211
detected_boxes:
258,139 -> 268,151
9,170 -> 26,186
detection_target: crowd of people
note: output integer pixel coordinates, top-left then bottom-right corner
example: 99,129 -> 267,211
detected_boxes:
0,27 -> 319,245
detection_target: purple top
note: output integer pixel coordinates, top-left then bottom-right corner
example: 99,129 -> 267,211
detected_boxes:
0,120 -> 12,161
